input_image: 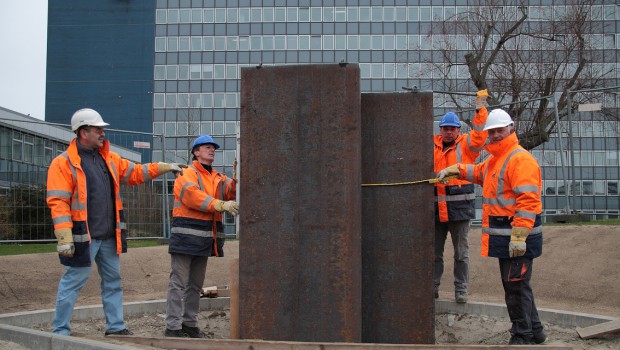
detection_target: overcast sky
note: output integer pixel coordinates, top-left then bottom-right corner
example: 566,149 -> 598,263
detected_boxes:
0,0 -> 47,120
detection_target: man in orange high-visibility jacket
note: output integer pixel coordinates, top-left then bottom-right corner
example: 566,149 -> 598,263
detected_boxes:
437,109 -> 546,345
46,108 -> 185,336
164,134 -> 238,338
433,89 -> 488,303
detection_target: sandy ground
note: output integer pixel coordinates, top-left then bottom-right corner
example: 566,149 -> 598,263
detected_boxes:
1,225 -> 619,349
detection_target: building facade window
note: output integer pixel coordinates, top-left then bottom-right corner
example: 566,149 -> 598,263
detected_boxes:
149,3 -> 620,221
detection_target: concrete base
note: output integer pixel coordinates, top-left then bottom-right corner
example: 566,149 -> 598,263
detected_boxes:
434,299 -> 616,329
0,298 -> 616,350
0,298 -> 228,328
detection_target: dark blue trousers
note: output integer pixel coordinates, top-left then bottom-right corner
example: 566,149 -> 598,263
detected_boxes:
498,257 -> 544,339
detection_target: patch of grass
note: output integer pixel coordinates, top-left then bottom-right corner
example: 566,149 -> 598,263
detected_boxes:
0,239 -> 162,256
544,218 -> 620,226
0,244 -> 56,256
127,239 -> 162,248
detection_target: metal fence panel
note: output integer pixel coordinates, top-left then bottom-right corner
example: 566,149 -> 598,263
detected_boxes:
0,122 -> 168,243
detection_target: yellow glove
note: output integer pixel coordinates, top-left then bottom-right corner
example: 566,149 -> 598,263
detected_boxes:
158,162 -> 188,176
213,200 -> 239,216
509,227 -> 530,258
55,228 -> 74,257
476,89 -> 488,110
437,164 -> 460,184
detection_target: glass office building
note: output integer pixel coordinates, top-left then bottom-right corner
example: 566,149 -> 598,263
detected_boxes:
46,1 -> 156,134
48,1 -> 620,220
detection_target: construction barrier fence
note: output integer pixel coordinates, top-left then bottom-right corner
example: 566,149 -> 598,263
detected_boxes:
0,119 -> 237,243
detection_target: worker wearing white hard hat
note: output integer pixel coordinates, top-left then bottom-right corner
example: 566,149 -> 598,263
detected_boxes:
437,108 -> 546,345
47,108 -> 186,336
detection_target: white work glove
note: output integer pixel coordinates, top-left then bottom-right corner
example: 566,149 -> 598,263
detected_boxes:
54,228 -> 74,257
158,162 -> 188,176
509,227 -> 529,258
437,164 -> 460,184
476,89 -> 488,110
213,200 -> 239,216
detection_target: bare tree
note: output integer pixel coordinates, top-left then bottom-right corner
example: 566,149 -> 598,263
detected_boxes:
423,0 -> 616,149
177,103 -> 202,164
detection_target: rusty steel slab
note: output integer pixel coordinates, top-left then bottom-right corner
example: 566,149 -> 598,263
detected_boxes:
360,92 -> 435,344
239,64 -> 362,343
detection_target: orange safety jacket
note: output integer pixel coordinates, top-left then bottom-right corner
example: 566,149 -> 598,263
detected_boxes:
434,107 -> 488,222
457,132 -> 543,259
170,160 -> 236,257
46,139 -> 164,267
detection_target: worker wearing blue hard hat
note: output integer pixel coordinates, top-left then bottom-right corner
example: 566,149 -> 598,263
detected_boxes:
164,134 -> 237,338
433,89 -> 489,304
191,134 -> 220,154
439,112 -> 462,128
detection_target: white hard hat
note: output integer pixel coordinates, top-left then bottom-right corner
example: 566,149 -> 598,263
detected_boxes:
70,108 -> 110,131
484,109 -> 513,131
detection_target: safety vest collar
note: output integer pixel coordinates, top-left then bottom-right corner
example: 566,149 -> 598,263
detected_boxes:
191,160 -> 223,179
434,134 -> 465,149
484,132 -> 518,158
66,139 -> 111,168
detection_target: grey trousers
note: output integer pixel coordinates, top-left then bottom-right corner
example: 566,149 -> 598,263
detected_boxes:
434,220 -> 470,293
165,253 -> 208,330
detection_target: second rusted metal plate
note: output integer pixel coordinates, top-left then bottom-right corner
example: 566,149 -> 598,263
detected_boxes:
361,92 -> 435,344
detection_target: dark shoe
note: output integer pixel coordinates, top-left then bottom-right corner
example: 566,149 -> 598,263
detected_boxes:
509,334 -> 534,345
164,328 -> 187,337
533,330 -> 547,344
105,328 -> 133,336
455,291 -> 468,303
182,324 -> 205,338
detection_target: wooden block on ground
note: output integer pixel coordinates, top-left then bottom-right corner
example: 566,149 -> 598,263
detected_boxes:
201,286 -> 230,298
217,286 -> 231,297
109,335 -> 574,349
577,319 -> 620,339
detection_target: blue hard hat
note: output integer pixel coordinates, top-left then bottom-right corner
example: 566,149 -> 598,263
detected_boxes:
192,134 -> 220,151
439,112 -> 461,128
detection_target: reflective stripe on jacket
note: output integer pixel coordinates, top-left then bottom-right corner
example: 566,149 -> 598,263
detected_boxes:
458,132 -> 543,259
170,160 -> 236,257
46,139 -> 162,267
433,107 -> 488,222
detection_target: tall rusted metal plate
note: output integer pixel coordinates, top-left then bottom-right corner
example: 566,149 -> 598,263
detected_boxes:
239,64 -> 362,342
361,92 -> 435,344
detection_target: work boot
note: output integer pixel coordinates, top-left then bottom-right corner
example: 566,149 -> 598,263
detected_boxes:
508,334 -> 534,345
455,291 -> 468,303
533,330 -> 547,344
164,328 -> 188,337
105,328 -> 133,336
182,324 -> 205,338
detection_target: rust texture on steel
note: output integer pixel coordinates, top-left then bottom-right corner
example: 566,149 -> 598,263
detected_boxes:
360,92 -> 435,344
239,64 -> 362,342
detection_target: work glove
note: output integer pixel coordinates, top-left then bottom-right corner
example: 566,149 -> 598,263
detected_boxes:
509,227 -> 530,258
437,164 -> 460,184
214,200 -> 239,216
232,158 -> 238,181
55,228 -> 74,257
158,162 -> 188,176
476,89 -> 488,110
